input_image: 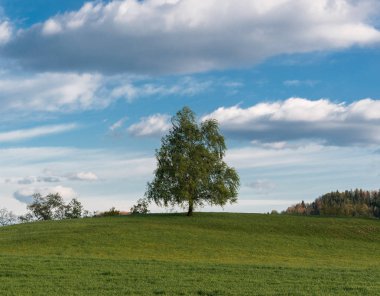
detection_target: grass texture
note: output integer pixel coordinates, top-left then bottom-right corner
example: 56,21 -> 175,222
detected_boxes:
0,213 -> 379,295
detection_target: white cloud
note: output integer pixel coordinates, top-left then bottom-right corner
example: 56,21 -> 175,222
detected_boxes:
2,0 -> 379,74
205,98 -> 345,123
0,21 -> 11,44
0,123 -> 77,143
109,117 -> 128,132
270,98 -> 345,121
67,172 -> 99,181
0,73 -> 210,115
13,185 -> 77,204
348,99 -> 380,120
42,19 -> 62,35
0,72 -> 105,112
128,114 -> 171,137
203,98 -> 380,146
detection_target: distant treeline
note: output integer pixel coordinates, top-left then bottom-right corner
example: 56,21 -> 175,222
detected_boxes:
285,189 -> 380,218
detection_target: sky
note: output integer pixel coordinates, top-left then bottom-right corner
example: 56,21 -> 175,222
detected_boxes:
0,0 -> 380,214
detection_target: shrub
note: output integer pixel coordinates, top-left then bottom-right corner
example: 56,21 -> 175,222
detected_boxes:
97,207 -> 121,217
130,198 -> 150,214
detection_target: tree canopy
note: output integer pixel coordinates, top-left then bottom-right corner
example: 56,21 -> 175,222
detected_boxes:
21,193 -> 84,221
146,106 -> 240,216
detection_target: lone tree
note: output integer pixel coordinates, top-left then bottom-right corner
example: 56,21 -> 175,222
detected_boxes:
146,107 -> 240,216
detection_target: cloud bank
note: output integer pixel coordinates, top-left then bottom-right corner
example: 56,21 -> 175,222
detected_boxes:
2,0 -> 380,74
203,98 -> 380,146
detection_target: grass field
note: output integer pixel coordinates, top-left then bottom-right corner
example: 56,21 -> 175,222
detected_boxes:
0,213 -> 379,295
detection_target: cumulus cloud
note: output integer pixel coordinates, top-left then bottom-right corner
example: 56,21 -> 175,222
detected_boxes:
1,0 -> 379,74
13,185 -> 77,204
42,19 -> 63,35
0,123 -> 77,143
203,98 -> 380,146
128,114 -> 171,137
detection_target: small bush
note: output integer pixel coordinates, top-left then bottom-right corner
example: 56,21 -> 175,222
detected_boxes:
130,198 -> 150,214
97,207 -> 121,217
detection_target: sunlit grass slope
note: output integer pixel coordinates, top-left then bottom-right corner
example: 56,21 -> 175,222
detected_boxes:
0,213 -> 379,295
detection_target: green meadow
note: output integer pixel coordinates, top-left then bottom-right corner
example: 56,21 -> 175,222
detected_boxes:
0,213 -> 379,295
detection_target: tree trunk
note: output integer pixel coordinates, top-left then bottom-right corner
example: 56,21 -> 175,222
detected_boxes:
187,200 -> 194,216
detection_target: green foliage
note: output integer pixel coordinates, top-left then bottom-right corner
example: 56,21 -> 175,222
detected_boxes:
146,107 -> 240,216
286,189 -> 380,218
130,198 -> 150,214
26,193 -> 66,221
0,213 -> 379,295
21,193 -> 85,221
64,198 -> 84,219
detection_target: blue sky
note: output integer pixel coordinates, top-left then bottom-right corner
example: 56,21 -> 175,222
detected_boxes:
0,0 -> 380,214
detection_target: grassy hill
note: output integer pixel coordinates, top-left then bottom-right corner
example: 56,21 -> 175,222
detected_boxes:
0,213 -> 379,295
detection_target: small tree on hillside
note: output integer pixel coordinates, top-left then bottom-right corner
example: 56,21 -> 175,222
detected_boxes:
24,193 -> 84,221
27,193 -> 66,220
145,107 -> 240,216
64,198 -> 84,219
130,198 -> 150,214
0,208 -> 17,226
